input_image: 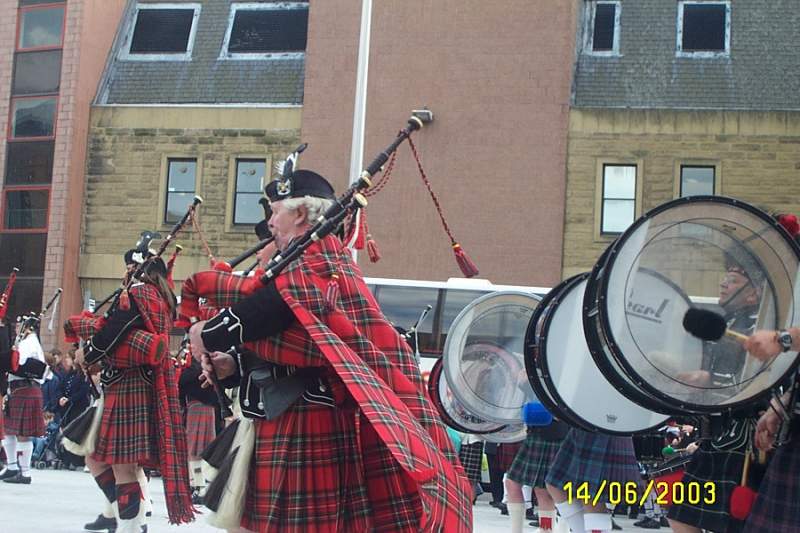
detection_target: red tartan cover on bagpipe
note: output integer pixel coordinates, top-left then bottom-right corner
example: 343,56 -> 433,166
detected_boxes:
178,235 -> 473,532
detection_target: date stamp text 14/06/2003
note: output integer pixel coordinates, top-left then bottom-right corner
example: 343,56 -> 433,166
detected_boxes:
563,481 -> 716,507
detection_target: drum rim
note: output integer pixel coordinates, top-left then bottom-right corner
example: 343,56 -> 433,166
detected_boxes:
442,290 -> 542,424
427,357 -> 507,435
481,422 -> 528,444
584,257 -> 697,414
595,195 -> 800,413
524,273 -> 597,432
539,273 -> 671,435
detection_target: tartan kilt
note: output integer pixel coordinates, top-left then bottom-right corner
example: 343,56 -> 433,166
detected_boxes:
745,431 -> 800,532
185,400 -> 216,458
458,441 -> 484,485
497,442 -> 522,472
243,400 -> 423,533
666,441 -> 746,533
546,429 -> 639,495
507,430 -> 563,488
5,382 -> 44,437
92,369 -> 158,466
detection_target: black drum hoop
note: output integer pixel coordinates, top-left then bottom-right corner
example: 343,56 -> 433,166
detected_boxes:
524,274 -> 596,432
595,195 -> 800,414
539,273 -> 670,435
427,357 -> 506,435
584,248 -> 681,414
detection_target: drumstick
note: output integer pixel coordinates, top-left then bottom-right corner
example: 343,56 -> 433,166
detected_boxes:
682,308 -> 749,343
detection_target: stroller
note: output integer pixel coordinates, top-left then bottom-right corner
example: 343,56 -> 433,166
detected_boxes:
32,418 -> 63,469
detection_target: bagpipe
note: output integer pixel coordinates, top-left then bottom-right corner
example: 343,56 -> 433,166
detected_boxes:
10,285 -> 63,380
0,267 -> 19,373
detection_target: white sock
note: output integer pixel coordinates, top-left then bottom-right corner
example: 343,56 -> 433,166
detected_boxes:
17,440 -> 33,476
102,500 -> 115,519
137,468 -> 153,518
509,502 -> 525,533
189,459 -> 205,488
2,436 -> 18,470
523,484 -> 533,508
555,500 -> 585,533
583,512 -> 611,532
539,509 -> 557,530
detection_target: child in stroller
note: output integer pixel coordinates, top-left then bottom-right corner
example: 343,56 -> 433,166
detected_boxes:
32,411 -> 62,469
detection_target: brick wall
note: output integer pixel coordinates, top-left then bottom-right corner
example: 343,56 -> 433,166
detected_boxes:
563,109 -> 800,279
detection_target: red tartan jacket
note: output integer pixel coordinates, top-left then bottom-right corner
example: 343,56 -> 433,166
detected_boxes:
179,235 -> 473,532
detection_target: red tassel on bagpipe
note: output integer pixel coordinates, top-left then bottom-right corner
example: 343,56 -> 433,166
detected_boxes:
366,235 -> 381,263
118,289 -> 131,311
166,245 -> 183,290
452,243 -> 479,278
212,261 -> 233,273
324,273 -> 340,311
0,267 -> 19,321
777,213 -> 800,237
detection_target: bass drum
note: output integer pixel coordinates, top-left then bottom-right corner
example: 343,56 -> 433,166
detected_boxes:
525,275 -> 597,432
587,196 -> 800,413
443,291 -> 541,425
482,423 -> 527,444
427,357 -> 506,435
528,273 -> 671,435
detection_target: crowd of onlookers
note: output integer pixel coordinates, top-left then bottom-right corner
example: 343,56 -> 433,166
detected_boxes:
1,348 -> 93,469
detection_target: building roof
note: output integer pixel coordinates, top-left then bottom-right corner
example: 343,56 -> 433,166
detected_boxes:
97,0 -> 305,105
573,0 -> 800,111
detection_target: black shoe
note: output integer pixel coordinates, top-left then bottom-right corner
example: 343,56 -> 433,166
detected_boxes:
84,513 -> 117,531
611,517 -> 623,530
659,516 -> 669,527
634,516 -> 661,529
489,500 -> 503,509
140,526 -> 147,533
191,490 -> 205,506
0,467 -> 19,480
2,471 -> 31,484
499,503 -> 508,515
526,507 -> 536,520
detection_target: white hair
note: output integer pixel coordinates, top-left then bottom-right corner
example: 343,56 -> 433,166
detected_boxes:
280,196 -> 335,225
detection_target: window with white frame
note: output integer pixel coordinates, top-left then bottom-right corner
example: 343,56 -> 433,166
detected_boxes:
233,159 -> 266,225
677,1 -> 730,57
220,2 -> 309,59
601,164 -> 636,234
680,165 -> 715,197
585,1 -> 620,55
164,158 -> 197,224
121,3 -> 201,61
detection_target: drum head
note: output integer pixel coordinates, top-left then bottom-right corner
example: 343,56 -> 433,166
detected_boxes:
443,291 -> 541,424
594,196 -> 800,412
536,274 -> 671,434
525,276 -> 596,432
427,357 -> 506,435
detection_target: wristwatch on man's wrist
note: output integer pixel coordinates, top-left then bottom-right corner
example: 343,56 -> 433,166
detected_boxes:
776,330 -> 793,352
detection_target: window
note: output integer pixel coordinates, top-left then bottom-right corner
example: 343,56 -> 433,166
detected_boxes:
601,164 -> 636,234
3,189 -> 49,230
680,166 -> 715,197
4,141 -> 54,185
0,233 -> 47,276
10,97 -> 57,139
17,5 -> 65,50
585,1 -> 620,55
12,50 -> 62,96
20,0 -> 66,5
221,3 -> 309,59
122,3 -> 201,60
164,158 -> 197,224
677,1 -> 730,57
233,159 -> 266,225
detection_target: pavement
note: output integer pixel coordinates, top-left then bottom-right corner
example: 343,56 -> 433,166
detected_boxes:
0,468 -> 665,532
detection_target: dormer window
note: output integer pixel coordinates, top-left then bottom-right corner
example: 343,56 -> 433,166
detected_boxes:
121,3 -> 201,61
220,2 -> 309,60
677,1 -> 730,58
585,1 -> 620,56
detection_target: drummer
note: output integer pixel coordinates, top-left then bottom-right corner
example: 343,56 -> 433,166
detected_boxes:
667,256 -> 764,533
740,329 -> 800,531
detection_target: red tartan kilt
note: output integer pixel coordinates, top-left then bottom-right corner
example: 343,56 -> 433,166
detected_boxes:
243,401 -> 422,533
497,442 -> 522,472
5,382 -> 44,437
185,400 -> 215,458
92,369 -> 158,466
